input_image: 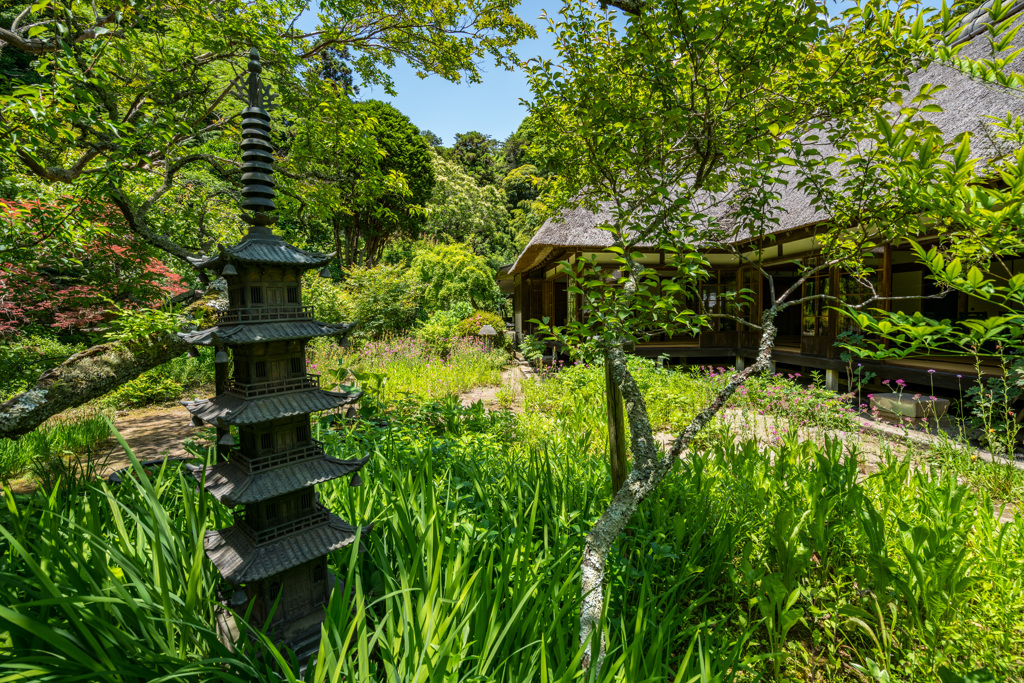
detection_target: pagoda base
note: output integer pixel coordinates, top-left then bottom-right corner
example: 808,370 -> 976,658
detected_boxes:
213,574 -> 345,674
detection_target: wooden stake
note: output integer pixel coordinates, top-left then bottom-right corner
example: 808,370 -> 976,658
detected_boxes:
605,356 -> 628,493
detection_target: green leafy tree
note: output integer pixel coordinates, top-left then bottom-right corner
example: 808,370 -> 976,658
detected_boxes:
287,97 -> 435,268
423,150 -> 514,265
419,129 -> 444,148
0,0 -> 534,437
0,0 -> 533,267
522,0 -> 1021,669
450,130 -> 503,185
501,163 -> 550,254
501,164 -> 540,209
412,242 -> 505,313
502,115 -> 551,174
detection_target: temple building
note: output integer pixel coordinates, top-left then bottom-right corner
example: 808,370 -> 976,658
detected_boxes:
180,49 -> 368,657
500,3 -> 1024,393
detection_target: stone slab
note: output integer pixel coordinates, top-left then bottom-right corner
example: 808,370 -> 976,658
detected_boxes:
870,392 -> 950,420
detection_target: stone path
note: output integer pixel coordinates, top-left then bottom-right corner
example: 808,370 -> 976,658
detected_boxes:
106,404 -> 193,470
458,364 -> 530,412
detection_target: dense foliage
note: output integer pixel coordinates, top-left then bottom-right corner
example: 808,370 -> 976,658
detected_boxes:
1,366 -> 1021,681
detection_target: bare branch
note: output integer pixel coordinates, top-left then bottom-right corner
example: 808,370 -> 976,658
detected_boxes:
0,11 -> 121,56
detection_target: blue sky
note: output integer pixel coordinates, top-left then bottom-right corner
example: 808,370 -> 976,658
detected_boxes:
293,0 -> 559,146
361,0 -> 559,146
294,0 -> 946,147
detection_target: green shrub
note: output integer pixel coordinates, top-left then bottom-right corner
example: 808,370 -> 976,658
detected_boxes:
0,333 -> 86,401
316,264 -> 422,342
411,242 -> 505,313
455,309 -> 507,347
102,303 -> 182,344
414,309 -> 463,356
100,374 -> 184,408
96,349 -> 213,410
301,272 -> 352,324
158,348 -> 215,387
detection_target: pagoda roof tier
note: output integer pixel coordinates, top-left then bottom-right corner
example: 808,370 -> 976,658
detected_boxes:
178,320 -> 355,346
181,388 -> 360,426
205,513 -> 369,584
187,226 -> 333,271
196,454 -> 370,506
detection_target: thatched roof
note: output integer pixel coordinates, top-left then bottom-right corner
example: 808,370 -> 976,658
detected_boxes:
510,1 -> 1024,275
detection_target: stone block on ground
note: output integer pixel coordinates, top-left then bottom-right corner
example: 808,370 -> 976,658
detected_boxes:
870,392 -> 950,425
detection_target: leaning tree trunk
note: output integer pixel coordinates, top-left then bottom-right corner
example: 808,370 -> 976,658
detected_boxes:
0,290 -> 224,441
579,316 -> 778,671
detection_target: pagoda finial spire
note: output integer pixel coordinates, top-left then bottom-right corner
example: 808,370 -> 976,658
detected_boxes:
240,48 -> 277,227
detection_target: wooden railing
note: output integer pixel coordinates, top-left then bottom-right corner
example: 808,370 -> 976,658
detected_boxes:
218,304 -> 314,324
239,505 -> 328,545
226,373 -> 319,399
233,440 -> 323,473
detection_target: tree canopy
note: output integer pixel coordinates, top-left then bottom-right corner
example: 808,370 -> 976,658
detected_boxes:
523,0 -> 1024,667
289,98 -> 436,268
0,0 -> 534,266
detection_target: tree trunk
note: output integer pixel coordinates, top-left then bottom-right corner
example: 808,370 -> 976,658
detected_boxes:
579,317 -> 778,671
0,291 -> 224,441
332,215 -> 346,271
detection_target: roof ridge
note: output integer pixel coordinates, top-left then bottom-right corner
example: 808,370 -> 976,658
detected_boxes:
949,0 -> 1024,46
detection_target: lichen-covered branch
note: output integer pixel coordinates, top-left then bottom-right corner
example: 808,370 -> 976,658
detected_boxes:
0,291 -> 222,441
579,312 -> 779,671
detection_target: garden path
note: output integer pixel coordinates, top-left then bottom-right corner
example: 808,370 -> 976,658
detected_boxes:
458,365 -> 528,412
107,405 -> 192,471
657,408 -> 1021,523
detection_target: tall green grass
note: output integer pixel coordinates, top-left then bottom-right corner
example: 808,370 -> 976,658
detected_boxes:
0,409 -> 111,483
1,381 -> 1021,681
309,335 -> 507,401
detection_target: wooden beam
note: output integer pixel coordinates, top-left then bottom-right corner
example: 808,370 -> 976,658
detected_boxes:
882,244 -> 893,312
513,274 -> 523,345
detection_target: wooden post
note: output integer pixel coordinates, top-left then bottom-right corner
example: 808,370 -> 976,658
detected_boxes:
513,274 -> 523,346
882,244 -> 893,310
605,356 -> 627,493
825,368 -> 840,393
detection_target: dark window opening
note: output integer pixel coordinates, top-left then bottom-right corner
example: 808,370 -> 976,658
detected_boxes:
287,286 -> 299,304
265,503 -> 278,520
254,361 -> 267,378
290,357 -> 303,375
249,286 -> 263,305
296,424 -> 310,442
301,491 -> 314,508
702,272 -> 739,333
313,564 -> 325,583
260,432 -> 273,451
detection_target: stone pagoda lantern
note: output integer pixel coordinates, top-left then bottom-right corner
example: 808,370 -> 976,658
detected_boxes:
179,49 -> 368,658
